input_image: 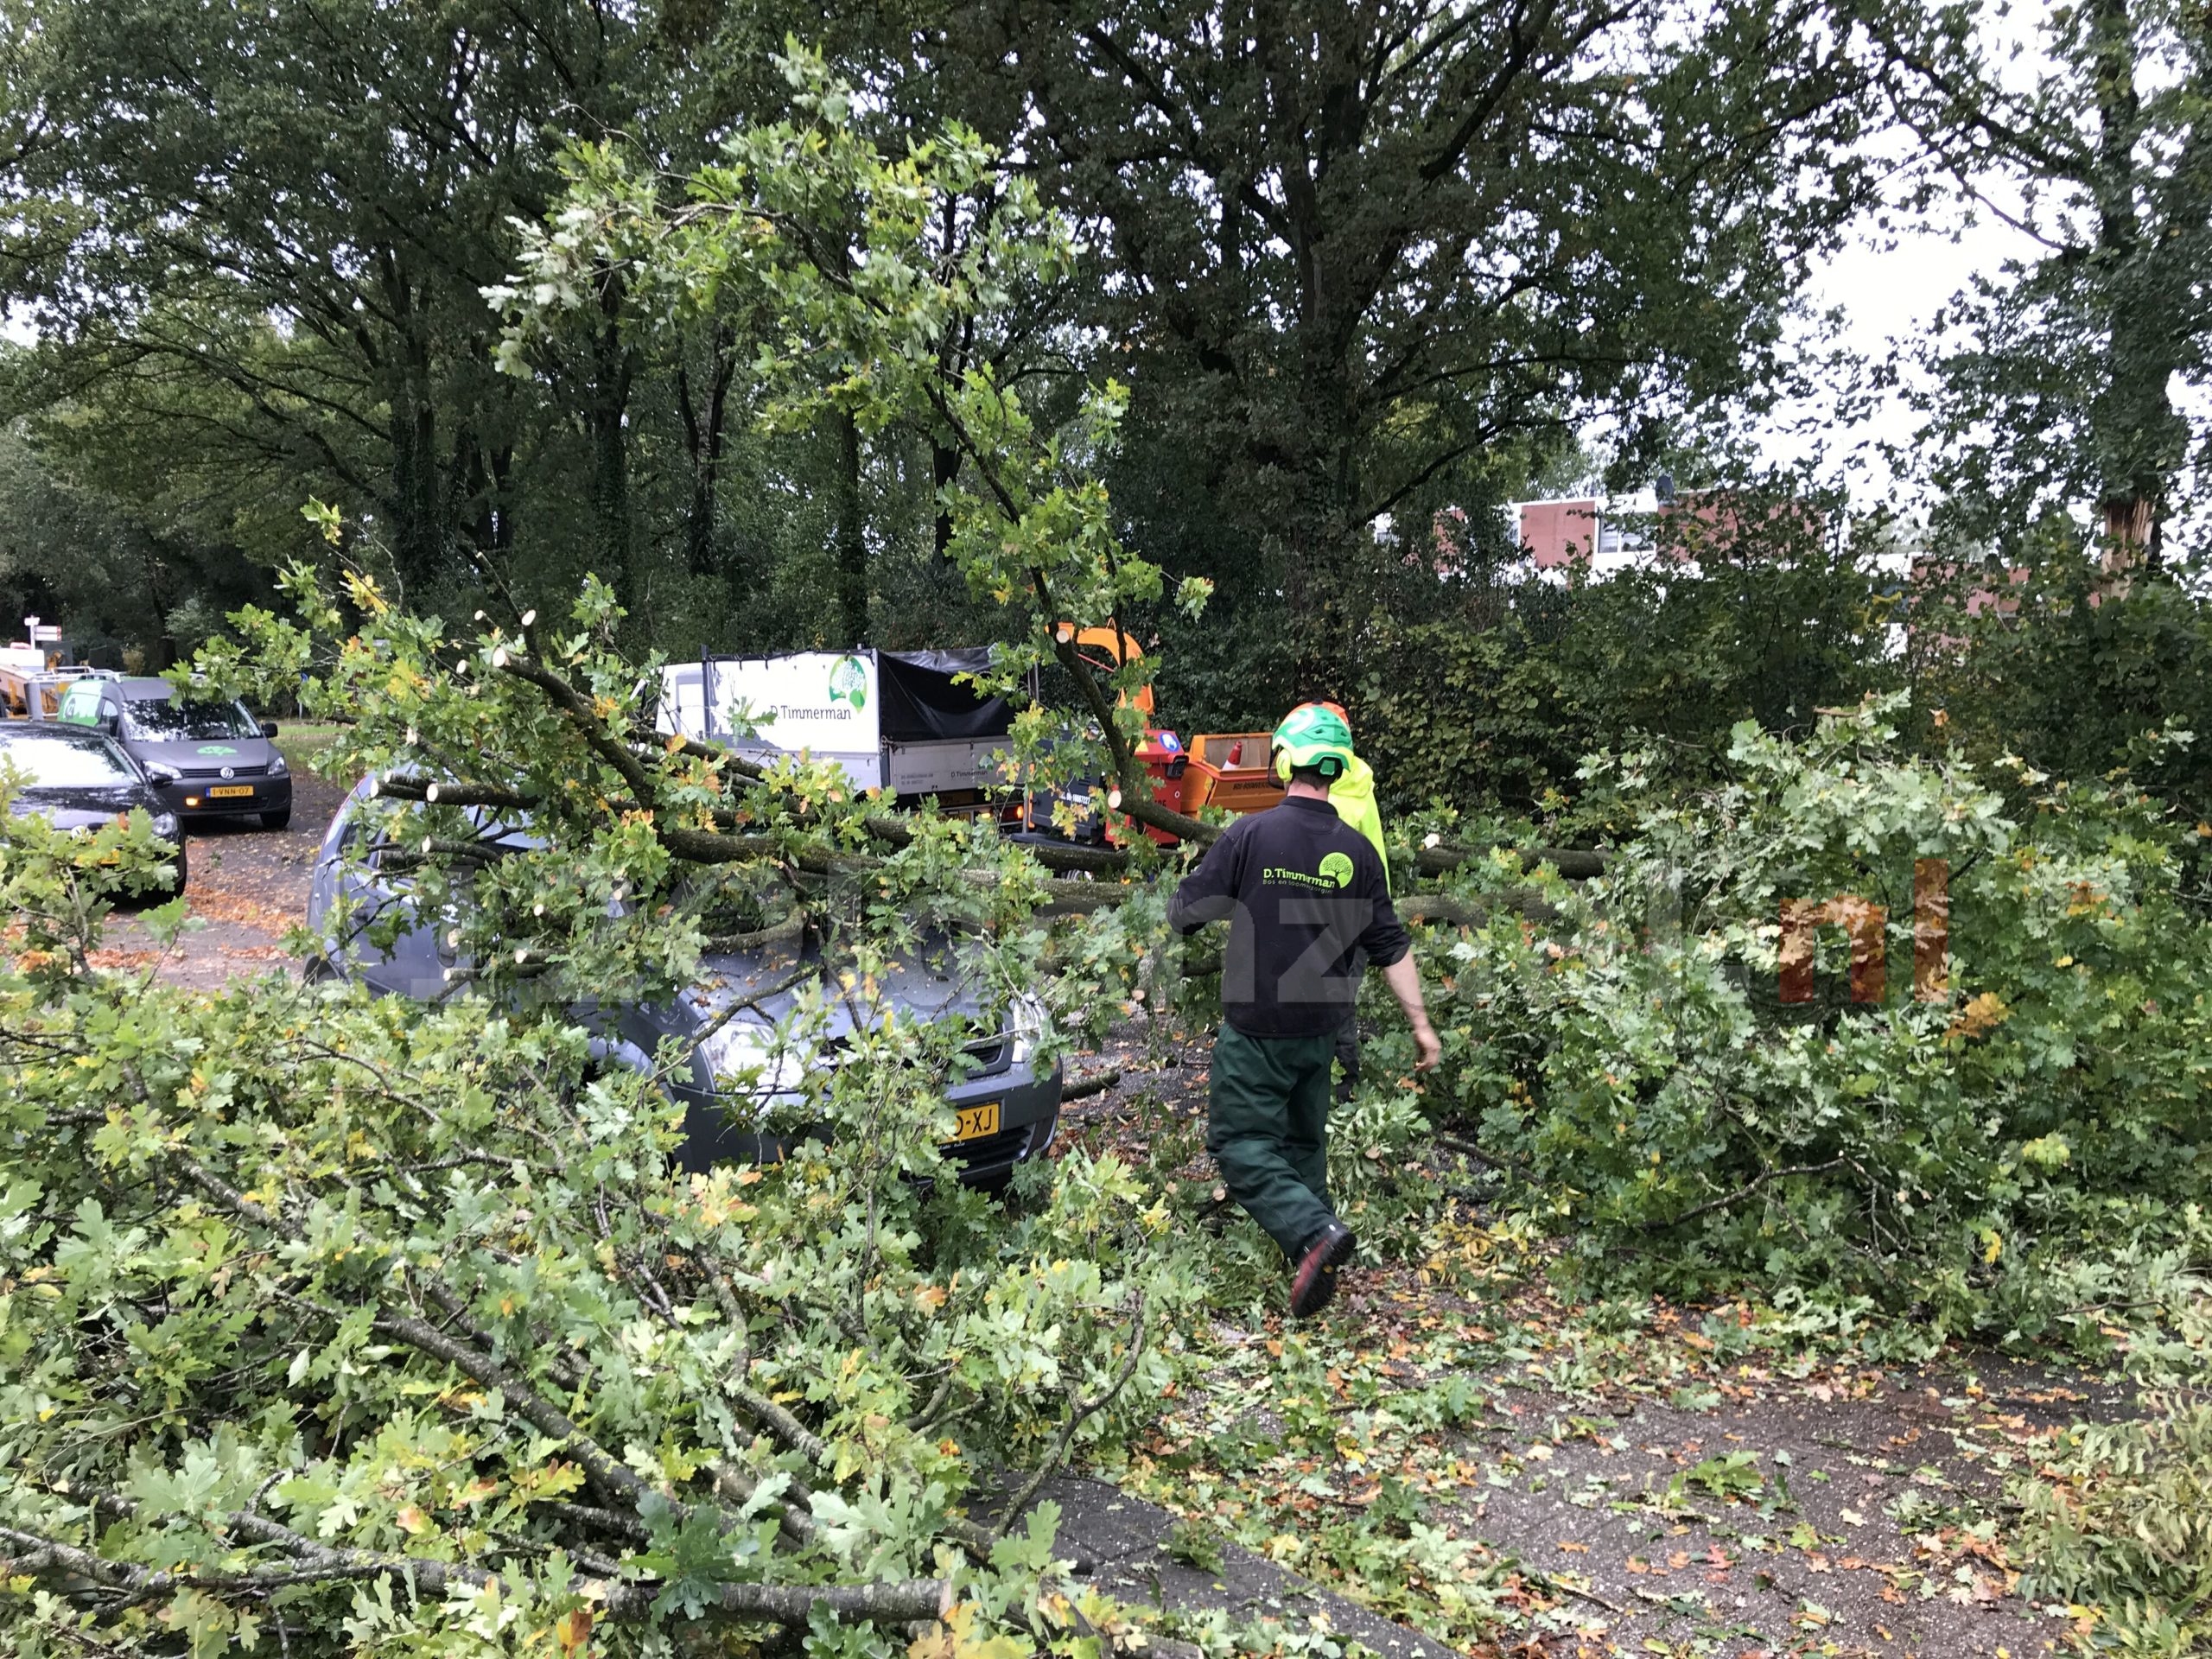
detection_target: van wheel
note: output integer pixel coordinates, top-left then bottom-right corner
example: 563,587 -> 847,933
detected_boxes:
260,808 -> 292,830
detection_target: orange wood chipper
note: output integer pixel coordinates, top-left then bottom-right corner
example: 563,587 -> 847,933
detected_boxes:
1054,624 -> 1282,845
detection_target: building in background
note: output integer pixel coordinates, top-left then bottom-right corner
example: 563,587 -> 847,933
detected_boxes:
1506,481 -> 1836,575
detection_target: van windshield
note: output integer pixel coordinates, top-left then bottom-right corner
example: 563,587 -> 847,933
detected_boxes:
123,698 -> 260,742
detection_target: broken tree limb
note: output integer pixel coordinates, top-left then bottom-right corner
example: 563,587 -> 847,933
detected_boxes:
992,1289 -> 1149,1536
867,814 -> 1133,876
1038,878 -> 1132,915
172,1156 -> 654,1514
704,910 -> 806,953
1435,1135 -> 1525,1175
1399,889 -> 1561,926
1643,1157 -> 1851,1230
371,773 -> 537,812
1416,843 -> 1607,880
1059,1066 -> 1121,1100
1395,894 -> 1486,926
1013,837 -> 1134,875
0,1516 -> 950,1628
728,1378 -> 833,1470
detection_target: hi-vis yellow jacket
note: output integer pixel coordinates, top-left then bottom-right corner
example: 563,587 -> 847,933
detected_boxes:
1277,750 -> 1389,893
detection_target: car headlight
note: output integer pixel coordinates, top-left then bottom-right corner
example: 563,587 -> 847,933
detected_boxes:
150,813 -> 181,842
145,762 -> 180,785
696,1019 -> 811,1116
1007,992 -> 1049,1066
268,753 -> 289,778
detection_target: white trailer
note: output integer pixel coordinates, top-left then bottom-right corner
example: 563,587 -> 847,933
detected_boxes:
658,648 -> 1016,802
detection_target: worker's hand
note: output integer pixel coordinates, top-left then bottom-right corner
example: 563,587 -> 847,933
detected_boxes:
1411,1019 -> 1442,1072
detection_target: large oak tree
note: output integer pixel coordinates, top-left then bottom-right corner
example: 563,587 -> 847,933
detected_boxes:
939,0 -> 1892,690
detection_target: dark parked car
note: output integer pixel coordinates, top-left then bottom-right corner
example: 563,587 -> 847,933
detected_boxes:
56,677 -> 293,830
305,779 -> 1060,1187
0,723 -> 187,893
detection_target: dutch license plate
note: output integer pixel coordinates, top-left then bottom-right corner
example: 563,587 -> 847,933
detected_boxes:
950,1102 -> 1001,1142
208,785 -> 254,798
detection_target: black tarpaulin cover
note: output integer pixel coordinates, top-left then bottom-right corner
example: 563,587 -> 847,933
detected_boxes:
874,649 -> 1013,742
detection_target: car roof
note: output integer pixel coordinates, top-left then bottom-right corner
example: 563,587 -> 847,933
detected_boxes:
117,677 -> 185,701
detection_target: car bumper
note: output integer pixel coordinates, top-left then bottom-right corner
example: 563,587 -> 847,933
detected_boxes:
675,1058 -> 1065,1187
938,1061 -> 1065,1183
170,777 -> 292,817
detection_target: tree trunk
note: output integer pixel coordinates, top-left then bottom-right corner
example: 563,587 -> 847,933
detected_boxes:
835,410 -> 868,644
931,439 -> 959,563
679,326 -> 734,580
2086,0 -> 2182,566
588,351 -> 633,594
586,273 -> 638,598
380,252 -> 445,596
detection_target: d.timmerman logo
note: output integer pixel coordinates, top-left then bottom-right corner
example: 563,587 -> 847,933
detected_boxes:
827,655 -> 868,710
1779,858 -> 1949,1004
1264,861 -> 1352,891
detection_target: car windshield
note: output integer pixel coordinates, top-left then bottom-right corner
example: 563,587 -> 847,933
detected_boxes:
2,734 -> 139,788
123,697 -> 259,741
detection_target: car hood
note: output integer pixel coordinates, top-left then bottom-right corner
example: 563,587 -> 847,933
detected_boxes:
133,736 -> 277,770
676,932 -> 996,1039
8,783 -> 167,827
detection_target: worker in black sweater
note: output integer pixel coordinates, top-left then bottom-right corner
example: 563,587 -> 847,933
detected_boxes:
1170,704 -> 1441,1318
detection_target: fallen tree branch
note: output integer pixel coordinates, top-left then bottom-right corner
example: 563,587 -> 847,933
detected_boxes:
1417,843 -> 1607,880
728,1377 -> 833,1471
711,1462 -> 818,1547
1014,838 -> 1133,876
703,910 -> 806,953
0,1515 -> 950,1627
993,1288 -> 1148,1536
1395,894 -> 1486,926
641,728 -> 767,780
169,1156 -> 649,1514
1435,1135 -> 1525,1176
1645,1157 -> 1850,1230
1038,878 -> 1133,915
371,774 -> 538,812
1059,1067 -> 1120,1101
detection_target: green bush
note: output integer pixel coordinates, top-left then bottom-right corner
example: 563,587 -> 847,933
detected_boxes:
1916,543 -> 2212,826
1356,529 -> 1897,817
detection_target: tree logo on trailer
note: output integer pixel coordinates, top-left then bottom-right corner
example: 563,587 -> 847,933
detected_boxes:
827,656 -> 868,711
1319,850 -> 1355,888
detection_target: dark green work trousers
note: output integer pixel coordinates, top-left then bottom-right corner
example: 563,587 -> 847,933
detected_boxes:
1207,1023 -> 1338,1258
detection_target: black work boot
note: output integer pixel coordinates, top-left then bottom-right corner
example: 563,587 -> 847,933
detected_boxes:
1288,1220 -> 1357,1319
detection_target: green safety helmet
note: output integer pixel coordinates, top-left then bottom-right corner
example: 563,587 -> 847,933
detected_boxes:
1271,702 -> 1356,781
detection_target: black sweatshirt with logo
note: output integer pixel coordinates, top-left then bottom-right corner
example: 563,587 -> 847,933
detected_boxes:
1168,795 -> 1409,1038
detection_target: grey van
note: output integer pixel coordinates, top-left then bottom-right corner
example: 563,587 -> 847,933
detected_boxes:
57,677 -> 293,830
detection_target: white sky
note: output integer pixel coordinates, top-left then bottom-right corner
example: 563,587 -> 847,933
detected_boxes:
1758,206 -> 2045,508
